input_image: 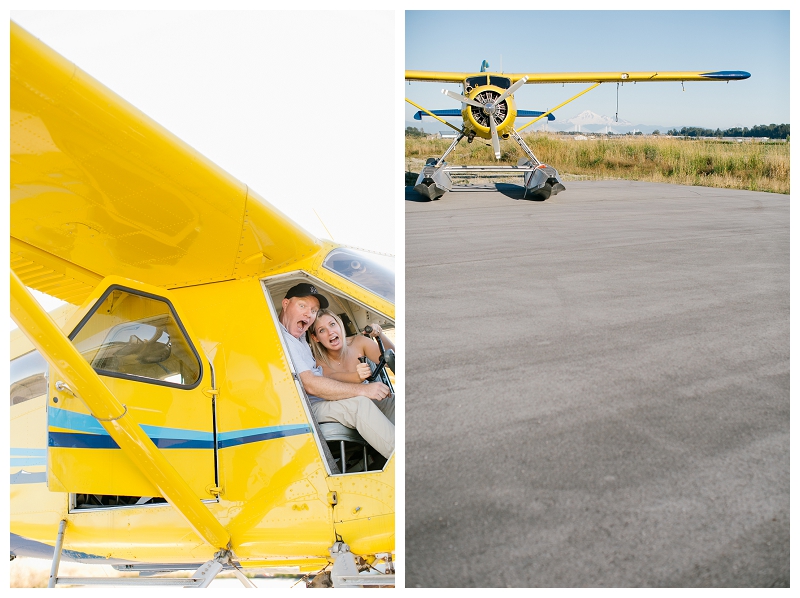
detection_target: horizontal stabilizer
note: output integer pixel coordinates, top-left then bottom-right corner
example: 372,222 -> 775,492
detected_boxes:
518,110 -> 556,121
413,109 -> 462,120
413,109 -> 555,121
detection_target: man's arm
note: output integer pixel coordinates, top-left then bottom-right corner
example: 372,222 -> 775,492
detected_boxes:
299,370 -> 389,401
324,371 -> 363,384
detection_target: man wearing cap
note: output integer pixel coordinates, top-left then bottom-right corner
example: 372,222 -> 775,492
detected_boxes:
278,283 -> 395,459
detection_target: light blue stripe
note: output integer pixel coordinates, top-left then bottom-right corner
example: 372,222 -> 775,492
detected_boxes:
49,407 -> 106,435
139,425 -> 212,442
11,471 -> 47,484
217,424 -> 310,442
48,408 -> 310,446
11,458 -> 46,466
48,407 -> 213,442
11,448 -> 47,456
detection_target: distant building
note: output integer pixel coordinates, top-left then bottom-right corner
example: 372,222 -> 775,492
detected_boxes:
440,130 -> 459,139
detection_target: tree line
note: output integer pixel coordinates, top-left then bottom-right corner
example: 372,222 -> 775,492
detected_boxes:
405,126 -> 426,138
407,124 -> 790,140
665,124 -> 789,140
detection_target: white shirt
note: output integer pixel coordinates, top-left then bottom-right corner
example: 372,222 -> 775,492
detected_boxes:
280,324 -> 323,403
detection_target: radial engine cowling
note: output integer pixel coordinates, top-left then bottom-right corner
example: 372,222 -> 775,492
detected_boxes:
461,85 -> 518,140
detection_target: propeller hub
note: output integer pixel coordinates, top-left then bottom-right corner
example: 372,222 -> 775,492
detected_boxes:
483,102 -> 496,114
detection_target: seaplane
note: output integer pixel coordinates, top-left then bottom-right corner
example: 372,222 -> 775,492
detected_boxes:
406,61 -> 750,200
10,21 -> 395,588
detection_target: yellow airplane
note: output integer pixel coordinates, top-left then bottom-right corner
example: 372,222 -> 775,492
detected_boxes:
10,21 -> 395,588
406,61 -> 750,200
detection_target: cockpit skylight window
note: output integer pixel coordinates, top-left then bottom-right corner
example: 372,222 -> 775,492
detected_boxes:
322,248 -> 395,303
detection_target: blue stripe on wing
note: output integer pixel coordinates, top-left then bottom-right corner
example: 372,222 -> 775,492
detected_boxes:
700,71 -> 751,80
413,109 -> 462,120
517,110 -> 556,121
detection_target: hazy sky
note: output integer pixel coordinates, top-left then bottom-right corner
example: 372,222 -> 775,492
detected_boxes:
406,10 -> 789,132
11,10 -> 396,256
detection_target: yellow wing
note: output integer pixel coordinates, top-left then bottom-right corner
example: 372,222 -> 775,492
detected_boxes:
405,69 -> 751,83
11,21 -> 322,305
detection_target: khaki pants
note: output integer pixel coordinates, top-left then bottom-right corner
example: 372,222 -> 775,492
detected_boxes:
312,394 -> 395,459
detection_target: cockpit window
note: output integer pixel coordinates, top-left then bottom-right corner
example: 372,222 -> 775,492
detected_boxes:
489,76 -> 511,89
69,287 -> 202,388
465,75 -> 488,89
10,350 -> 47,406
322,248 -> 395,303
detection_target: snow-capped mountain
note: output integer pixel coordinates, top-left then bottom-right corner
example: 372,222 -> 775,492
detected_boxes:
547,110 -> 660,134
565,110 -> 632,127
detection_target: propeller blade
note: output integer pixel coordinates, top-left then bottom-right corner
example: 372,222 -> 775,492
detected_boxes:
496,75 -> 528,104
442,89 -> 483,109
489,115 -> 501,160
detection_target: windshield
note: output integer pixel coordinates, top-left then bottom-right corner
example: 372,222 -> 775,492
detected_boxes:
489,76 -> 511,89
322,247 -> 395,303
465,75 -> 488,89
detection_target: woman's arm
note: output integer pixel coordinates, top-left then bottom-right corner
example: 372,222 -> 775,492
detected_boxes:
367,324 -> 395,352
359,325 -> 395,364
318,359 -> 370,383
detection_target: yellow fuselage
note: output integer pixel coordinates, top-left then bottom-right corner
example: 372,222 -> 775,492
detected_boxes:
10,20 -> 394,571
11,255 -> 395,569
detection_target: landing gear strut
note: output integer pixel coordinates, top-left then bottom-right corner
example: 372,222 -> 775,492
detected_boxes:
413,128 -> 565,201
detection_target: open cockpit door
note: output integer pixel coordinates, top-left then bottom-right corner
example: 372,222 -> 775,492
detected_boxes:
47,278 -> 218,503
262,271 -> 396,475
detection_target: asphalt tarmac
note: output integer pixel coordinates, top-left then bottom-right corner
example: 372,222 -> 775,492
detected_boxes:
405,181 -> 789,588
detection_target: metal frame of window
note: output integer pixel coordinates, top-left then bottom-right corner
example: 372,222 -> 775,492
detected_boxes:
67,284 -> 204,390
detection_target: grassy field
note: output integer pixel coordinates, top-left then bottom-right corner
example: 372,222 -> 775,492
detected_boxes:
405,134 -> 789,194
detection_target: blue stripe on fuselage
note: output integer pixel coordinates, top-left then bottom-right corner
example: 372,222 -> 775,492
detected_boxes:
45,407 -> 311,450
48,407 -> 213,442
11,448 -> 47,456
11,457 -> 46,466
217,424 -> 311,449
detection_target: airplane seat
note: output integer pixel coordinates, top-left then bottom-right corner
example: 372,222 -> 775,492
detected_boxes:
319,422 -> 370,473
316,357 -> 386,473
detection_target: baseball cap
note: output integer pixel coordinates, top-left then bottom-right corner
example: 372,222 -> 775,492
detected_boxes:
284,283 -> 329,309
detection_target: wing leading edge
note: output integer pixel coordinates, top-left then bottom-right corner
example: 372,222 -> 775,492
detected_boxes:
405,70 -> 750,83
